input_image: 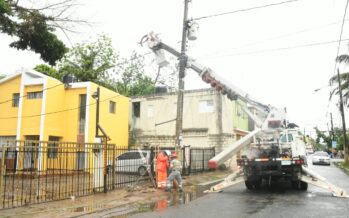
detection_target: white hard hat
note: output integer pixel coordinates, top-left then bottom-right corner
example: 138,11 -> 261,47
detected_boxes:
164,150 -> 171,156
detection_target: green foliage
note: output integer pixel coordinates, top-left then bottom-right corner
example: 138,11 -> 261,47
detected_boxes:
34,36 -> 156,97
0,74 -> 6,80
34,64 -> 63,80
59,35 -> 117,84
0,1 -> 67,65
314,127 -> 331,150
114,52 -> 155,97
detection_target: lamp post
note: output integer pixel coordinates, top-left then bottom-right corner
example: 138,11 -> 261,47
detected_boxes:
92,86 -> 107,193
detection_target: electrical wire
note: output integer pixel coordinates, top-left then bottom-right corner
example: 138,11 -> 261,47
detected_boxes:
333,0 -> 349,76
0,94 -> 121,120
201,38 -> 349,59
0,83 -> 64,105
193,0 -> 299,21
199,19 -> 349,58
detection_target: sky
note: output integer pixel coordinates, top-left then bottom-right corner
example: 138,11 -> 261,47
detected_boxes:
1,0 -> 349,138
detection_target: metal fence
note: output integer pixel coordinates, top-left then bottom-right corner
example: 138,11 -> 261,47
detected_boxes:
0,141 -> 215,209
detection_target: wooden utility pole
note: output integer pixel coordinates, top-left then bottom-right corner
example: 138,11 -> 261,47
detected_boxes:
337,69 -> 349,163
175,0 -> 189,149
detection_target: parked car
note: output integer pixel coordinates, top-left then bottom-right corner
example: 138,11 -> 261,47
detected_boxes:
109,150 -> 151,176
312,151 -> 330,165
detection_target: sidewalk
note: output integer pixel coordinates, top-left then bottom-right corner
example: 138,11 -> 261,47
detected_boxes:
0,170 -> 229,218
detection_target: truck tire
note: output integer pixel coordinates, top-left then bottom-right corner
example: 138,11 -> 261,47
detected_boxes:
292,180 -> 308,191
300,181 -> 308,190
245,181 -> 254,190
245,179 -> 261,190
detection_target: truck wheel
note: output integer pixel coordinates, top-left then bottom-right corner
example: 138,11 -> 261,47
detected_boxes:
300,181 -> 308,191
292,180 -> 308,191
245,181 -> 254,190
138,166 -> 148,176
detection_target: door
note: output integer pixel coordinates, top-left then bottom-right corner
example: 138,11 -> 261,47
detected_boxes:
24,136 -> 39,170
0,136 -> 16,172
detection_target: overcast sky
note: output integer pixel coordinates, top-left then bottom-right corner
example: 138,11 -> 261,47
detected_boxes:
1,0 -> 349,137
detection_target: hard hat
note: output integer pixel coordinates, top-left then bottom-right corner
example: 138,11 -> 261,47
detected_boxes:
164,150 -> 171,156
171,152 -> 177,158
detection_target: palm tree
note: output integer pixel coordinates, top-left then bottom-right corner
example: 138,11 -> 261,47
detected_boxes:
329,54 -> 349,164
329,55 -> 349,106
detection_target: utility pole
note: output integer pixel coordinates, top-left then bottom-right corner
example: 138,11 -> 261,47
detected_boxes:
175,0 -> 189,149
330,112 -> 335,141
337,69 -> 349,163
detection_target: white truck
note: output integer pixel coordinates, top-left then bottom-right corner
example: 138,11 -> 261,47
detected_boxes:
141,32 -> 347,197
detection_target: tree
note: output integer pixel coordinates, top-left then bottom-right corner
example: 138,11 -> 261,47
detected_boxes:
0,0 -> 86,65
33,36 -> 158,97
0,74 -> 6,80
329,52 -> 349,163
34,64 -> 63,80
58,34 -> 117,89
115,52 -> 155,96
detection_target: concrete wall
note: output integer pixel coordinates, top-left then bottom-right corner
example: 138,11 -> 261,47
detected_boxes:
129,89 -> 247,150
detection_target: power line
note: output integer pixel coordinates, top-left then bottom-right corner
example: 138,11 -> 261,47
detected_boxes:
333,0 -> 349,76
193,0 -> 299,21
201,38 -> 349,59
0,94 -> 121,120
199,19 -> 349,58
0,83 -> 64,105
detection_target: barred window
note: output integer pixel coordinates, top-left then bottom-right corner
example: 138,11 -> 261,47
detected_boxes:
109,101 -> 116,114
27,91 -> 43,99
12,93 -> 19,107
48,136 -> 60,159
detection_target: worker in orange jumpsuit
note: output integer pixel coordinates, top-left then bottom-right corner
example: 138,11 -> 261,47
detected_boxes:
156,150 -> 170,189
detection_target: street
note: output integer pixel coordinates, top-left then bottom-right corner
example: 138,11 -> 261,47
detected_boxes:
131,158 -> 349,218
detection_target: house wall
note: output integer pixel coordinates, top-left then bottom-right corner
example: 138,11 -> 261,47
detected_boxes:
20,85 -> 43,138
43,79 -> 66,140
87,83 -> 129,147
0,75 -> 21,136
130,89 -> 246,151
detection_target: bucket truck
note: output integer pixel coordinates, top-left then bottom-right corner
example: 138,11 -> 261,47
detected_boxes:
141,32 -> 347,197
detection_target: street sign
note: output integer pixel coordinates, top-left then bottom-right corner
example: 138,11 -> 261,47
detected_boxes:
332,141 -> 337,148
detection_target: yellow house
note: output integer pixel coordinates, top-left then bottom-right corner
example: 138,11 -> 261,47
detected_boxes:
0,70 -> 129,171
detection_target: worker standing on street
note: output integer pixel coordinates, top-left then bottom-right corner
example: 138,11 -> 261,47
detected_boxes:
165,152 -> 183,192
156,150 -> 170,189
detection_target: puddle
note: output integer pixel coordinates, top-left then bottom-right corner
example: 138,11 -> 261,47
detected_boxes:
71,201 -> 105,212
70,185 -> 208,217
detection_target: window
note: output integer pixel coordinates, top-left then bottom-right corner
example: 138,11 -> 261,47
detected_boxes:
78,94 -> 87,134
199,100 -> 214,113
48,136 -> 60,159
0,136 -> 16,158
133,102 -> 140,118
109,101 -> 116,114
147,105 -> 154,118
12,93 -> 19,107
27,91 -> 43,99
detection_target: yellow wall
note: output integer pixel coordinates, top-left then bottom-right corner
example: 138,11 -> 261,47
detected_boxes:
63,87 -> 87,142
20,85 -> 43,138
0,75 -> 21,136
43,78 -> 66,140
88,83 -> 129,147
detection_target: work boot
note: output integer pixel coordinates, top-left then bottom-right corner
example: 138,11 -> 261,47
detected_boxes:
179,188 -> 183,193
165,187 -> 170,192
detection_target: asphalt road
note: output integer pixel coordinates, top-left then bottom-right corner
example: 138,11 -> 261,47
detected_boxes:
131,157 -> 349,218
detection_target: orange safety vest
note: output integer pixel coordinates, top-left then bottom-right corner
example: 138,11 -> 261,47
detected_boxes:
156,152 -> 169,172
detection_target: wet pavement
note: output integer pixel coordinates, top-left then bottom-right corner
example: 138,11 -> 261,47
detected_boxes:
0,171 -> 228,218
130,158 -> 349,218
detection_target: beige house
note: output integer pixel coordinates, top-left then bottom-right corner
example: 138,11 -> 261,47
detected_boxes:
129,88 -> 249,152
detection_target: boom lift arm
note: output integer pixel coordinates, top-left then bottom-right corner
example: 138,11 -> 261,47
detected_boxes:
141,32 -> 347,198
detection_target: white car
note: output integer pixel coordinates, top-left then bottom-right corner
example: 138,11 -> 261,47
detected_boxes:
312,151 -> 330,165
114,150 -> 151,176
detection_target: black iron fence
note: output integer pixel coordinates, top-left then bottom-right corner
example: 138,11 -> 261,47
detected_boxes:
0,141 -> 215,209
